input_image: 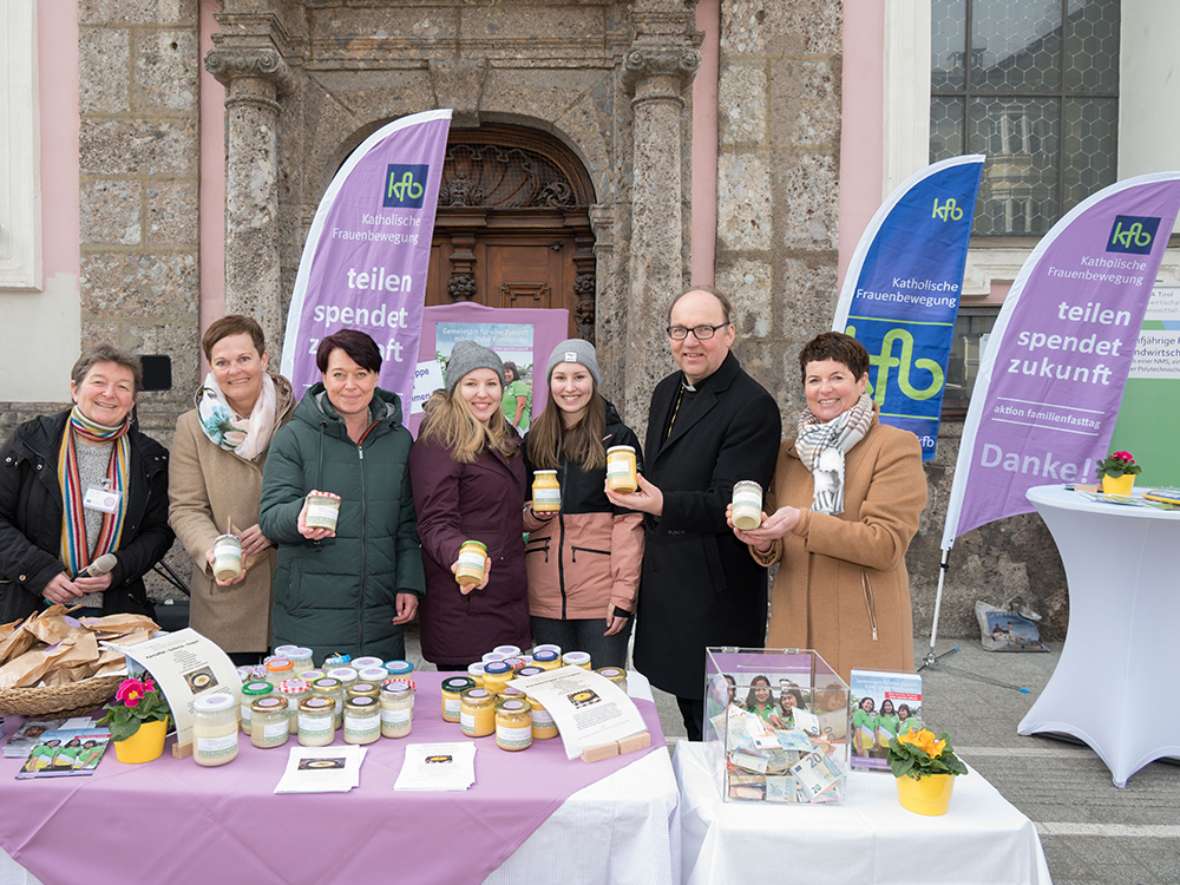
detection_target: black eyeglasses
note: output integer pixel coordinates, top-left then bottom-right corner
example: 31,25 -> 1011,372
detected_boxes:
666,322 -> 731,341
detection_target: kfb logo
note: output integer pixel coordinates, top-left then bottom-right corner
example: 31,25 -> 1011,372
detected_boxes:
383,164 -> 428,209
931,197 -> 964,222
1107,215 -> 1159,255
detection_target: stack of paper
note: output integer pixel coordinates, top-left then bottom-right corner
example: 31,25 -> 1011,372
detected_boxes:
274,745 -> 367,794
394,742 -> 476,792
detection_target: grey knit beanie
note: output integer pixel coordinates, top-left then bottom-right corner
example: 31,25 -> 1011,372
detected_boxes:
445,340 -> 505,394
546,338 -> 602,387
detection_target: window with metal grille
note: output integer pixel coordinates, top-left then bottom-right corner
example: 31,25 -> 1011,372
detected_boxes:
930,0 -> 1120,237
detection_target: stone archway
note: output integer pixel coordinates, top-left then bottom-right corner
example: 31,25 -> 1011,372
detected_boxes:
427,124 -> 597,341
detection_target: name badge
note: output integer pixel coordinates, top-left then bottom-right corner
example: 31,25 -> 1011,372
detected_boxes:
83,486 -> 121,514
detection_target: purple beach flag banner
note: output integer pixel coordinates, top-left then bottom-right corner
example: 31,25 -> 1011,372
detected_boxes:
941,173 -> 1180,549
833,155 -> 984,460
280,109 -> 452,402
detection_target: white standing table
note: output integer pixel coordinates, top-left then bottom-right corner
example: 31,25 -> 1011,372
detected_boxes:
675,741 -> 1050,885
1022,484 -> 1180,786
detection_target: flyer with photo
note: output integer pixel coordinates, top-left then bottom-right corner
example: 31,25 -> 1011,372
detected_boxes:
509,666 -> 645,760
16,727 -> 111,779
849,668 -> 923,772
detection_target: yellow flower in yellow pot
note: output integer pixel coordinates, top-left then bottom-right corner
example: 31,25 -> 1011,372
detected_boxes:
888,728 -> 968,816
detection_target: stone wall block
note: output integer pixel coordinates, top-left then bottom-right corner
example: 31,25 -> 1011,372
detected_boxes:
716,153 -> 772,251
146,181 -> 199,246
81,252 -> 198,315
720,0 -> 767,54
762,0 -> 842,56
135,29 -> 199,113
80,179 -> 141,246
460,7 -> 603,43
80,0 -> 197,26
777,152 -> 839,250
80,119 -> 198,176
769,59 -> 840,148
80,28 -> 130,113
716,257 -> 773,338
718,63 -> 767,146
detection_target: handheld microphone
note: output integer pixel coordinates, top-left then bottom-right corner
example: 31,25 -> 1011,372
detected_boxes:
76,553 -> 118,580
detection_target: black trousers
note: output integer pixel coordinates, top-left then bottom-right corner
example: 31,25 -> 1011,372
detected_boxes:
529,616 -> 633,669
677,696 -> 705,741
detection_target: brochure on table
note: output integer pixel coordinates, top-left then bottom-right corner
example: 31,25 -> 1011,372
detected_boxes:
395,742 -> 477,792
509,666 -> 646,760
102,628 -> 238,748
849,669 -> 923,772
275,745 -> 367,794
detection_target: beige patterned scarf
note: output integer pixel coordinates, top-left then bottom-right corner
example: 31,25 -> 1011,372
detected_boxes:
794,394 -> 875,515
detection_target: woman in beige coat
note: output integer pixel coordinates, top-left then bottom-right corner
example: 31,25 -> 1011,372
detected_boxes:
727,332 -> 927,681
168,316 -> 294,662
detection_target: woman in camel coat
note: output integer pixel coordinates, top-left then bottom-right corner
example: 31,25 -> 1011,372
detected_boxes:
728,332 -> 927,681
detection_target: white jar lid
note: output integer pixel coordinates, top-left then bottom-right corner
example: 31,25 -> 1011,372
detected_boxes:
193,691 -> 235,714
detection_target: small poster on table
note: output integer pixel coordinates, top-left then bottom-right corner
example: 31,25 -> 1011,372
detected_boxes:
103,628 -> 238,748
849,669 -> 923,772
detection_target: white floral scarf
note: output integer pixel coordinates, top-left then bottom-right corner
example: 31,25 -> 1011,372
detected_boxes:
196,371 -> 278,461
794,393 -> 875,515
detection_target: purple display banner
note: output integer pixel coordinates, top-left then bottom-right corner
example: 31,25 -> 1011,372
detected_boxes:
942,174 -> 1180,548
280,109 -> 452,402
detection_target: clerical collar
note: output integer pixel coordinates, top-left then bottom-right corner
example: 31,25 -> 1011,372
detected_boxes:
681,378 -> 697,393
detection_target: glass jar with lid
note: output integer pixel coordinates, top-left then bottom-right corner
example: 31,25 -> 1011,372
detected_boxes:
466,662 -> 486,688
455,540 -> 488,590
498,686 -> 527,705
482,661 -> 513,695
606,445 -> 637,492
265,657 -> 294,687
278,679 -> 310,734
357,667 -> 390,685
192,692 -> 239,767
344,696 -> 381,745
298,696 -> 335,747
563,651 -> 592,671
496,699 -> 533,752
531,649 -> 561,671
347,681 -> 380,701
311,677 -> 345,728
528,695 -> 559,740
440,676 -> 475,723
384,660 -> 415,679
250,696 -> 290,750
531,470 -> 561,513
380,681 -> 413,738
326,667 -> 358,691
239,679 -> 273,734
595,667 -> 628,691
460,688 -> 496,738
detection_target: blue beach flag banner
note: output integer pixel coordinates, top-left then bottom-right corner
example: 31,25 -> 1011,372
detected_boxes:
833,155 -> 985,460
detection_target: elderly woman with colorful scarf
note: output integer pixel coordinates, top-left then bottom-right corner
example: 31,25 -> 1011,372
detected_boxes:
0,345 -> 173,622
726,332 -> 928,681
168,316 -> 294,662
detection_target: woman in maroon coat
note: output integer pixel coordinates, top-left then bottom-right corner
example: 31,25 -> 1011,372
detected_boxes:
409,342 -> 529,669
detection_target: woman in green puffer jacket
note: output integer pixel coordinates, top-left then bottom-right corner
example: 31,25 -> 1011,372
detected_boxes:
260,330 -> 424,664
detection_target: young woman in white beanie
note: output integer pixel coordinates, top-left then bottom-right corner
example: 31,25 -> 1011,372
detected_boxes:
523,339 -> 644,667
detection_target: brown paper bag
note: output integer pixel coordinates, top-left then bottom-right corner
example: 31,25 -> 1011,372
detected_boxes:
78,613 -> 160,637
0,614 -> 39,665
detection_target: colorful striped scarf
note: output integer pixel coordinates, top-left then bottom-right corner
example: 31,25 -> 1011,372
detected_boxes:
58,406 -> 132,575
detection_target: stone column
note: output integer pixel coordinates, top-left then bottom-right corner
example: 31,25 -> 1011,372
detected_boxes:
205,48 -> 292,357
622,45 -> 700,426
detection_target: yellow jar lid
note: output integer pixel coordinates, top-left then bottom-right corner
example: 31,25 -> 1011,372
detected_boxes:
301,696 -> 333,712
252,696 -> 288,714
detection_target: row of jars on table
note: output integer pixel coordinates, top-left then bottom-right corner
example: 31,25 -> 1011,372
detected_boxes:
190,644 -> 627,767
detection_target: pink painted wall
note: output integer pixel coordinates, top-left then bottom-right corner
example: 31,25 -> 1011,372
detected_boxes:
38,2 -> 79,286
198,0 -> 226,370
836,1 -> 886,292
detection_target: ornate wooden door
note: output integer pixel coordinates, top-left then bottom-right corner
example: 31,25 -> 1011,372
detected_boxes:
424,126 -> 597,341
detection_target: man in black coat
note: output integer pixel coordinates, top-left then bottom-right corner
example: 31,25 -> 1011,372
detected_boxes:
606,288 -> 781,739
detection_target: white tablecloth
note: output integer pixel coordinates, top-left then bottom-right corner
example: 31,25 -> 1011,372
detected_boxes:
1,673 -> 680,885
1022,484 -> 1180,787
674,742 -> 1050,885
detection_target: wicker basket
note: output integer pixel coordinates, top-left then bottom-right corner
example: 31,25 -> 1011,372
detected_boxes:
0,674 -> 121,719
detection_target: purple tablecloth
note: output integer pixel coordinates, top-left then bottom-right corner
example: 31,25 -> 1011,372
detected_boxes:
0,672 -> 664,885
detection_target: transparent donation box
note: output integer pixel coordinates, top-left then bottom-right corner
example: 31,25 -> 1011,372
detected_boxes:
704,647 -> 850,804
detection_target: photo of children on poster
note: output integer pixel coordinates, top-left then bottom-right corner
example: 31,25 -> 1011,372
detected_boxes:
849,669 -> 924,772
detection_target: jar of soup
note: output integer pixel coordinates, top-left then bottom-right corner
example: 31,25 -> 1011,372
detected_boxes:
351,656 -> 384,671
532,649 -> 561,671
265,658 -> 294,687
384,660 -> 415,679
311,677 -> 345,728
731,480 -> 764,531
239,680 -> 273,734
192,692 -> 239,767
460,688 -> 496,738
326,667 -> 358,691
531,470 -> 561,514
496,699 -> 533,752
528,695 -> 559,740
596,667 -> 628,691
380,682 -> 414,738
212,534 -> 243,583
357,667 -> 390,685
606,445 -> 638,493
563,651 -> 592,670
278,679 -> 310,734
440,676 -> 476,723
304,491 -> 341,531
455,540 -> 488,591
250,696 -> 290,750
298,696 -> 335,747
348,681 -> 380,701
344,696 -> 381,745
482,661 -> 513,695
466,662 -> 486,688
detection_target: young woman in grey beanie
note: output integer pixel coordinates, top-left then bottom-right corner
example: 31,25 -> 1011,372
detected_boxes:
409,340 -> 530,669
522,339 -> 645,667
